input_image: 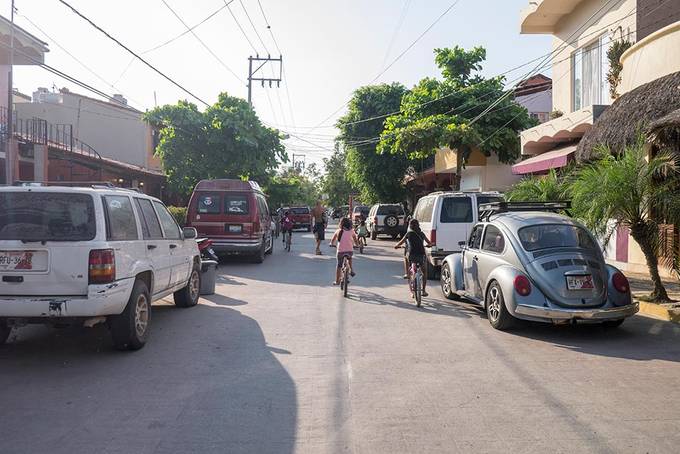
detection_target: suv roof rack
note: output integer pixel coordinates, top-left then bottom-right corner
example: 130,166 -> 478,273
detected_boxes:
478,201 -> 571,222
12,181 -> 143,193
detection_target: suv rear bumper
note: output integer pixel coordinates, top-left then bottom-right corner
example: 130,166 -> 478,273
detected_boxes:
427,249 -> 456,266
0,278 -> 135,318
211,239 -> 261,253
373,226 -> 406,236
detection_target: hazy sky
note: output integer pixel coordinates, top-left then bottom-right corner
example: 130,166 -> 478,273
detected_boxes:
7,0 -> 550,168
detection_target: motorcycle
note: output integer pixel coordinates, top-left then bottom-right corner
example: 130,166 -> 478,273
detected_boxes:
196,238 -> 219,263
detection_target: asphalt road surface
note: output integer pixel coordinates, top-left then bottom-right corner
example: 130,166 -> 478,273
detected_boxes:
2,226 -> 680,454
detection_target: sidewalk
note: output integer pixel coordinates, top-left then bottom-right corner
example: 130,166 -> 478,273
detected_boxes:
626,271 -> 680,322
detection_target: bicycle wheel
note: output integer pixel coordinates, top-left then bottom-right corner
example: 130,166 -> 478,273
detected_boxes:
343,265 -> 349,298
286,233 -> 291,252
414,271 -> 422,307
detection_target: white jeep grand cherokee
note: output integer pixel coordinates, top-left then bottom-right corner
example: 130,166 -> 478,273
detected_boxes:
0,184 -> 201,350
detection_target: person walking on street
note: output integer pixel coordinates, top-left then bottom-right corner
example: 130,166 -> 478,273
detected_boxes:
311,200 -> 327,255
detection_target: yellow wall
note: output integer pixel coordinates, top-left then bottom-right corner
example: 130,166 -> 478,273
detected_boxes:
550,0 -> 635,113
619,21 -> 680,94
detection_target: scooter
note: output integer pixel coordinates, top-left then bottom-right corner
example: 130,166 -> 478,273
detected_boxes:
196,238 -> 219,263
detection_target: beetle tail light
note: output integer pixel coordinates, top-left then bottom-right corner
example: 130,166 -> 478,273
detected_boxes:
513,275 -> 532,296
430,229 -> 436,246
612,272 -> 630,293
89,249 -> 116,285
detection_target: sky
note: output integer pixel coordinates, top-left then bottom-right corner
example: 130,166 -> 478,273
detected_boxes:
6,0 -> 551,169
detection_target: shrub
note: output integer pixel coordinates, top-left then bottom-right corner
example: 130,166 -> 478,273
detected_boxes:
168,206 -> 187,226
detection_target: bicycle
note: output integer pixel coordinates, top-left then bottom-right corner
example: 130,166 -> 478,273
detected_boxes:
283,229 -> 292,252
409,259 -> 425,307
329,244 -> 352,297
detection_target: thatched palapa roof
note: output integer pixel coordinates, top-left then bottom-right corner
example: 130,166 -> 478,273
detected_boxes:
576,70 -> 680,161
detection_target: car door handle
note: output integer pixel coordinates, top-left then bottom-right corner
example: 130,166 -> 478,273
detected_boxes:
147,244 -> 157,250
473,255 -> 479,261
169,244 -> 177,249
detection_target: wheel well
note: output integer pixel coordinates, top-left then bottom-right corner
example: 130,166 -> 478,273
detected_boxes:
482,279 -> 498,309
136,271 -> 153,294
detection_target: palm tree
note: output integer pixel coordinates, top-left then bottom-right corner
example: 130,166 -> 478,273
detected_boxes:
570,139 -> 680,302
506,169 -> 570,202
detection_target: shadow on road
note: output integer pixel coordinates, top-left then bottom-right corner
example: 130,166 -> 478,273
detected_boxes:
0,302 -> 297,454
349,288 -> 483,319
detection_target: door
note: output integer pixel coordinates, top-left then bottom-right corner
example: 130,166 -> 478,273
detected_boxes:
153,201 -> 190,288
436,195 -> 473,253
463,224 -> 484,299
134,198 -> 172,294
478,224 -> 507,293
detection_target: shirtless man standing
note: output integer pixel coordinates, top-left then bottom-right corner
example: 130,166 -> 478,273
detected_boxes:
311,200 -> 327,255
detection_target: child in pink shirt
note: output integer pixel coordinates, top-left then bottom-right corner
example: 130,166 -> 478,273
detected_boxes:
329,217 -> 359,285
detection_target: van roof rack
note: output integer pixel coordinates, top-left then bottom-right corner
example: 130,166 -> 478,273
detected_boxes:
478,201 -> 571,222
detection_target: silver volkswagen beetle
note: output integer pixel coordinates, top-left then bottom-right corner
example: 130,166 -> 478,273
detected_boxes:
439,202 -> 638,330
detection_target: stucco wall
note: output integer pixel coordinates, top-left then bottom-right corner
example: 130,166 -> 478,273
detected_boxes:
550,0 -> 636,114
619,21 -> 680,94
16,94 -> 153,169
460,154 -> 520,193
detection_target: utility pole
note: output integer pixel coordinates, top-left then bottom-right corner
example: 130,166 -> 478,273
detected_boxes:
247,55 -> 283,106
4,0 -> 15,184
292,153 -> 305,172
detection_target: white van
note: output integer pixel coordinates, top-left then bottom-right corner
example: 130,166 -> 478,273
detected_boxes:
412,191 -> 503,275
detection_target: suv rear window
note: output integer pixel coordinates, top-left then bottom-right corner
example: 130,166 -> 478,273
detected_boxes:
197,194 -> 221,214
377,205 -> 404,216
0,192 -> 96,241
440,197 -> 473,223
224,194 -> 249,214
290,207 -> 310,215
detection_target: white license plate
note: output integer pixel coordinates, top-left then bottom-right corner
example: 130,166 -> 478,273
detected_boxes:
227,225 -> 242,233
0,251 -> 44,271
566,275 -> 594,290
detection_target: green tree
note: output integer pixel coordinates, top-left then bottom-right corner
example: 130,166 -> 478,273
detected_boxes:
144,93 -> 286,196
320,148 -> 355,207
378,46 -> 536,189
506,169 -> 571,202
265,167 -> 320,209
336,82 -> 415,204
570,140 -> 680,302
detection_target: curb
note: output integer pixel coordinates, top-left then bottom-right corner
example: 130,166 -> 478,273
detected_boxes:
637,300 -> 680,323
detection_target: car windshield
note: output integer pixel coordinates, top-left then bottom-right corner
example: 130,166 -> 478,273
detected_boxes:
0,192 -> 96,241
518,224 -> 598,252
377,205 -> 404,215
290,207 -> 309,214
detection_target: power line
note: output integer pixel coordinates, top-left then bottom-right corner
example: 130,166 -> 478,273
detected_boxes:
381,0 -> 412,70
224,0 -> 258,54
160,0 -> 244,84
55,0 -> 210,106
239,0 -> 269,53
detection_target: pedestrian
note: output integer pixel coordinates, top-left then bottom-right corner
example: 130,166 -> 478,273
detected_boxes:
311,199 -> 327,255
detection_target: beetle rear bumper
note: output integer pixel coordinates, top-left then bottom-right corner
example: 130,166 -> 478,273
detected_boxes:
515,302 -> 639,321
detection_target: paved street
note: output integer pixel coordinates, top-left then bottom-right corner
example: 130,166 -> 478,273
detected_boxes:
2,226 -> 680,454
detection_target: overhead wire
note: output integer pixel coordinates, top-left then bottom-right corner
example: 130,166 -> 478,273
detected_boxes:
381,0 -> 412,70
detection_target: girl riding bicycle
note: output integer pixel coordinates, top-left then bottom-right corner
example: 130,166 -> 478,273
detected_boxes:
356,218 -> 368,246
330,217 -> 359,285
395,218 -> 432,297
281,211 -> 294,245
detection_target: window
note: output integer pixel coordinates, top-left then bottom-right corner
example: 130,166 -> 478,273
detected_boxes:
197,194 -> 221,214
224,194 -> 249,214
518,224 -> 598,252
135,198 -> 163,239
440,197 -> 472,223
153,201 -> 181,239
377,205 -> 404,216
476,196 -> 503,209
415,197 -> 435,222
290,207 -> 309,215
482,225 -> 505,253
0,192 -> 96,241
103,196 -> 138,241
572,35 -> 610,111
468,224 -> 484,249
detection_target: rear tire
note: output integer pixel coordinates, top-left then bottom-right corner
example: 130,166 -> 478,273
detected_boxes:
174,266 -> 201,308
602,319 -> 625,329
253,240 -> 266,263
307,225 -> 312,232
426,260 -> 438,280
415,273 -> 422,307
265,236 -> 273,255
110,280 -> 151,351
343,270 -> 349,298
440,263 -> 459,300
0,319 -> 11,345
485,281 -> 515,331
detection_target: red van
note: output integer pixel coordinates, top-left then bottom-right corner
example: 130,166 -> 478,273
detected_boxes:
186,179 -> 273,262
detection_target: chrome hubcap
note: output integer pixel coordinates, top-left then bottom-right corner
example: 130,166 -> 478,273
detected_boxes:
134,295 -> 149,337
442,268 -> 451,294
386,217 -> 397,227
487,287 -> 500,321
189,270 -> 200,301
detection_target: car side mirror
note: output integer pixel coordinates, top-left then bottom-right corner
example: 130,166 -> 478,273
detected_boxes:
458,240 -> 467,249
183,227 -> 197,240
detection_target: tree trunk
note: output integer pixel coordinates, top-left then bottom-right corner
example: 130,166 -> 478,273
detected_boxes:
452,149 -> 463,191
630,230 -> 670,302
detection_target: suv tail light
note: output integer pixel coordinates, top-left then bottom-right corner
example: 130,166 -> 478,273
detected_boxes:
373,216 -> 378,225
513,275 -> 532,296
430,229 -> 437,245
612,272 -> 629,293
89,249 -> 116,285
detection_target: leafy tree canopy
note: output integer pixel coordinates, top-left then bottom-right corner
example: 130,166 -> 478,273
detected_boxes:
378,46 -> 536,188
264,166 -> 321,210
320,148 -> 356,208
144,93 -> 286,196
336,82 -> 415,205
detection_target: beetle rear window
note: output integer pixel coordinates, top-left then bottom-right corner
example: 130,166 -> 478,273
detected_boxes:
518,224 -> 597,252
0,192 -> 96,241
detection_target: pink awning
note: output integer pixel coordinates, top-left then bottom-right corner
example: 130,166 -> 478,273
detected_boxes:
512,145 -> 576,175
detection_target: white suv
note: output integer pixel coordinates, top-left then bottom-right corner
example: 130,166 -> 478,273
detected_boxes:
367,203 -> 407,240
0,184 -> 201,350
412,191 -> 503,275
